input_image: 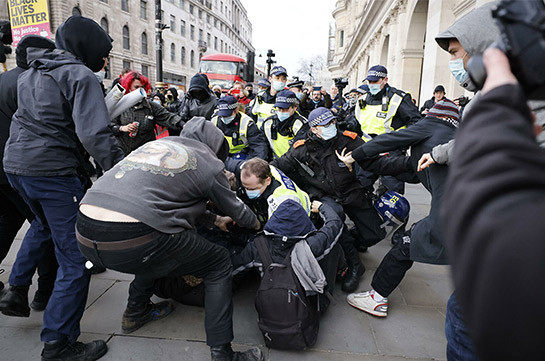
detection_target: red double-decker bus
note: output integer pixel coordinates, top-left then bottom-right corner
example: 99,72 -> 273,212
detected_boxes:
199,53 -> 250,91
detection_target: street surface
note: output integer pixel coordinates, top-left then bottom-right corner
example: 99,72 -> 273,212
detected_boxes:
0,183 -> 451,361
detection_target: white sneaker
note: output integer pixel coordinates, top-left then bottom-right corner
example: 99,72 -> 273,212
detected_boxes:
346,290 -> 388,317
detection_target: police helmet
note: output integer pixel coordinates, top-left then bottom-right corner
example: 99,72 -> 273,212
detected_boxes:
374,191 -> 410,226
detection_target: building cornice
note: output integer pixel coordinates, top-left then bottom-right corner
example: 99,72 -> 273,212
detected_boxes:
453,0 -> 476,17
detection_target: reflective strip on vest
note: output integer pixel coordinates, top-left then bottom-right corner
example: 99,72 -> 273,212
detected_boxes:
356,93 -> 405,142
252,98 -> 275,128
263,119 -> 304,159
267,166 -> 311,217
212,115 -> 251,154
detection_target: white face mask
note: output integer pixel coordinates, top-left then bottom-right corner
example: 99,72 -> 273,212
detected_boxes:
320,123 -> 338,140
152,99 -> 162,105
94,70 -> 106,83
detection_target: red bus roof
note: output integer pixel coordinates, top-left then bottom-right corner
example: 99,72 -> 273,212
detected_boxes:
200,53 -> 245,62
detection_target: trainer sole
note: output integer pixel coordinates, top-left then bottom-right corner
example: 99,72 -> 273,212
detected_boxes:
346,299 -> 387,318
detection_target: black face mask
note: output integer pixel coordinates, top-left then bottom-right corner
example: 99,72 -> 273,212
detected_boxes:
192,90 -> 209,101
214,91 -> 222,98
247,90 -> 253,97
167,94 -> 174,101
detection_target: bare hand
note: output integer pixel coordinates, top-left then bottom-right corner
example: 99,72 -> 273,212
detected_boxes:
481,48 -> 518,94
311,200 -> 322,213
214,216 -> 233,232
417,153 -> 435,171
335,147 -> 355,172
121,122 -> 138,133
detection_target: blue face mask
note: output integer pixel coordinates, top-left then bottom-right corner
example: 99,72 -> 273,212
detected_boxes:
295,92 -> 303,100
277,111 -> 291,122
449,57 -> 469,84
368,84 -> 382,95
246,188 -> 261,199
221,114 -> 235,124
272,81 -> 286,91
320,123 -> 338,140
312,98 -> 321,104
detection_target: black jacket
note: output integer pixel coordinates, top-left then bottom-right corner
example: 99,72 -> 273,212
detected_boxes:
420,97 -> 436,115
352,116 -> 456,265
232,201 -> 342,275
178,74 -> 218,121
442,84 -> 545,361
3,47 -> 123,177
272,130 -> 412,208
362,84 -> 422,130
0,35 -> 56,184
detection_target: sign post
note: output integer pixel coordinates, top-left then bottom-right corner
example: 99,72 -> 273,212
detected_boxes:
8,0 -> 52,47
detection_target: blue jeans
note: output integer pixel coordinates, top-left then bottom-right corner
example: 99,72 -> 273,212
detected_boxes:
7,174 -> 89,343
445,292 -> 481,361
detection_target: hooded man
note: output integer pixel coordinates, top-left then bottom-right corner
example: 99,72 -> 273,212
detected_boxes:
0,35 -> 58,312
166,87 -> 183,113
76,118 -> 263,361
1,16 -> 124,361
179,73 -> 218,122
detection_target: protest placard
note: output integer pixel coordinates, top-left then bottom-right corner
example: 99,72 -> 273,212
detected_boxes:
8,0 -> 51,47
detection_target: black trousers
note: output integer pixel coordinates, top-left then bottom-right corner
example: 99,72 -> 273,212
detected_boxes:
76,212 -> 234,347
371,233 -> 413,297
0,184 -> 58,294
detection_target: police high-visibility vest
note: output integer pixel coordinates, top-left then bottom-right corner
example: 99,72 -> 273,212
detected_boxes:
212,113 -> 253,154
262,118 -> 304,159
267,166 -> 311,218
355,93 -> 404,141
251,96 -> 275,128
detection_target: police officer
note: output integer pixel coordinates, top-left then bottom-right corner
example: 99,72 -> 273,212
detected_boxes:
272,107 -> 412,293
248,66 -> 288,128
287,79 -> 308,118
337,86 -> 367,135
261,90 -> 309,159
355,65 -> 421,194
211,96 -> 268,172
236,157 -> 310,227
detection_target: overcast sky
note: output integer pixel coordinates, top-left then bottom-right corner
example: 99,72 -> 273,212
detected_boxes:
239,0 -> 335,78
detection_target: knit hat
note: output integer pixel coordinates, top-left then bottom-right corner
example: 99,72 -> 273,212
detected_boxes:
427,99 -> 460,127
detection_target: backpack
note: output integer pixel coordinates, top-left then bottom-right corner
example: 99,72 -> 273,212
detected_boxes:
254,235 -> 319,350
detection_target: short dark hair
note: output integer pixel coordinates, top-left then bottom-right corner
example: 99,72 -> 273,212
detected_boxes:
241,158 -> 271,182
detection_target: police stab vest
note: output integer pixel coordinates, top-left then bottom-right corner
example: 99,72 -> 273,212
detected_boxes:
263,117 -> 304,159
251,96 -> 275,128
355,93 -> 404,141
267,166 -> 311,218
212,113 -> 253,154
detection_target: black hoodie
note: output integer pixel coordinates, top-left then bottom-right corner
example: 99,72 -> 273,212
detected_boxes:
178,73 -> 218,121
0,35 -> 55,184
3,17 -> 123,178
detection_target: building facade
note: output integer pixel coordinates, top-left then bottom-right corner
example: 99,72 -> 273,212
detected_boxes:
1,0 -> 253,90
328,0 -> 494,106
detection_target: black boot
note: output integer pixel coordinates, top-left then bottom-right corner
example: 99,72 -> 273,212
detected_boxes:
0,284 -> 30,317
31,289 -> 52,311
41,336 -> 108,361
342,245 -> 365,293
121,301 -> 174,334
210,343 -> 264,361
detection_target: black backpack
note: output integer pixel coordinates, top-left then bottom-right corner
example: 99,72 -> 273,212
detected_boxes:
254,236 -> 319,350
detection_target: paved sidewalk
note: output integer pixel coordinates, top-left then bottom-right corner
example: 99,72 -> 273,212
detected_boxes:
0,184 -> 452,360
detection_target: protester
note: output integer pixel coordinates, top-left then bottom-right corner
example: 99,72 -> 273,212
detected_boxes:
420,85 -> 446,116
166,87 -> 183,113
300,86 -> 333,113
110,71 -> 183,155
0,35 -> 58,311
178,73 -> 218,122
76,118 -> 262,361
1,16 -> 124,361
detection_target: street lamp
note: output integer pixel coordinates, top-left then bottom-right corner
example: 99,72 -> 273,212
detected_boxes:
266,49 -> 276,77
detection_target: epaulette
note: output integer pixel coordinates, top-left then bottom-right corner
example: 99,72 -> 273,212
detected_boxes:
293,139 -> 306,148
390,87 -> 407,98
342,130 -> 358,140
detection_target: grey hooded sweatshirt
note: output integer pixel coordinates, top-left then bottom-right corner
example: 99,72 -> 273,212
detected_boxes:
81,117 -> 258,233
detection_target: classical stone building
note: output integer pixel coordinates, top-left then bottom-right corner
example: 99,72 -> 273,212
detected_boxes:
1,0 -> 253,90
162,0 -> 253,89
328,0 -> 494,106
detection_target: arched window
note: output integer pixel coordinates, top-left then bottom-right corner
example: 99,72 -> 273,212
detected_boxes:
100,17 -> 109,34
72,7 -> 82,16
123,26 -> 130,50
170,43 -> 176,62
181,46 -> 186,65
190,50 -> 195,68
141,32 -> 148,55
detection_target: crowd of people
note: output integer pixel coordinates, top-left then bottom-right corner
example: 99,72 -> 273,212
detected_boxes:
1,1 -> 544,360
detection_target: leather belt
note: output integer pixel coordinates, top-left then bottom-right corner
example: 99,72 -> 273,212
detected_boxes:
76,230 -> 155,251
